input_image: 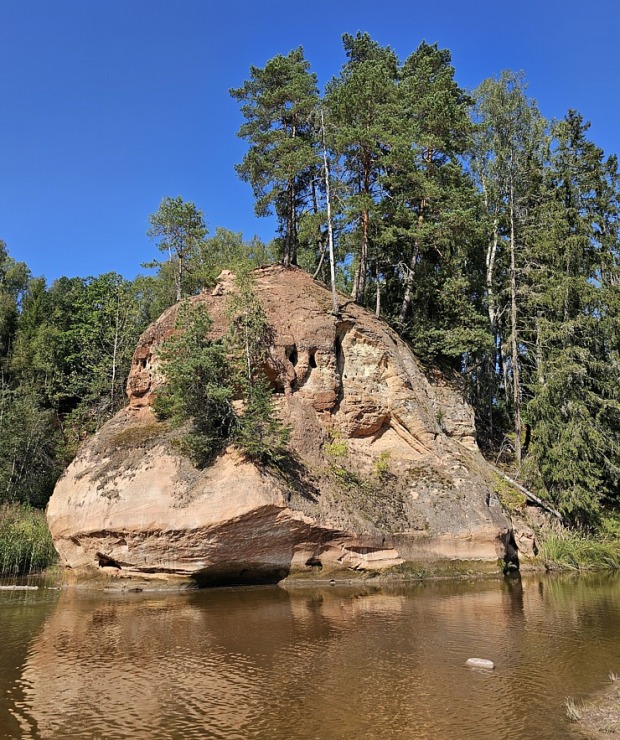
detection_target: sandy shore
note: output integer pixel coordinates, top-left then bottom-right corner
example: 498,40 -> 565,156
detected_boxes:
574,679 -> 620,737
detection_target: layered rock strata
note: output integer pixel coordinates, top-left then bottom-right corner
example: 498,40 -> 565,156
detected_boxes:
47,266 -> 512,585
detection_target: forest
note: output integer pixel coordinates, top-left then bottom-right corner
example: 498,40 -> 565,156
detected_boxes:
0,32 -> 618,536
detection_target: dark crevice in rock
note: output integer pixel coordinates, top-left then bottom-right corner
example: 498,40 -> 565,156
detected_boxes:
332,329 -> 347,413
191,565 -> 289,587
97,553 -> 122,569
502,529 -> 520,574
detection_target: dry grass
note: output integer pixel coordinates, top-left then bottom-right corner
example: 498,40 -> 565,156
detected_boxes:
574,676 -> 620,736
565,697 -> 582,722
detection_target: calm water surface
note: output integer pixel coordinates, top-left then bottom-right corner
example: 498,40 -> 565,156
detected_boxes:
1,573 -> 619,739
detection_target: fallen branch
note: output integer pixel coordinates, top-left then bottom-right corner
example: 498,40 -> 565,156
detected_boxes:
499,472 -> 564,522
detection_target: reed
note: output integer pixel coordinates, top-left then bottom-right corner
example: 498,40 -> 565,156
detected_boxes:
540,531 -> 620,571
0,504 -> 57,576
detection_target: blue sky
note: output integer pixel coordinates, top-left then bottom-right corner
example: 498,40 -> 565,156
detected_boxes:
1,0 -> 618,282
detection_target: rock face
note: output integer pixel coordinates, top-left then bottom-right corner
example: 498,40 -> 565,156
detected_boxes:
47,266 -> 512,586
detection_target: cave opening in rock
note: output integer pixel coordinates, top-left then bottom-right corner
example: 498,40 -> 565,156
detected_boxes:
288,346 -> 298,367
97,553 -> 122,569
309,350 -> 317,369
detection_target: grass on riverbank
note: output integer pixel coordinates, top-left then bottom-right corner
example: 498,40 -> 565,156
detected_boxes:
0,504 -> 57,576
540,530 -> 620,571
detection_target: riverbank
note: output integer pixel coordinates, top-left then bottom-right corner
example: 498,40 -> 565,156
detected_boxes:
18,555 -> 555,593
5,498 -> 620,588
570,676 -> 620,737
539,529 -> 620,571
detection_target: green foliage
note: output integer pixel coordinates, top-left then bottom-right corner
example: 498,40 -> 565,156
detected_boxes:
539,531 -> 620,571
324,33 -> 399,303
13,273 -> 144,419
154,269 -> 289,467
234,376 -> 290,464
141,225 -> 275,316
147,196 -> 208,302
323,432 -> 349,460
0,240 -> 30,367
0,388 -> 61,507
493,475 -> 527,513
154,301 -> 235,466
225,266 -> 290,463
523,112 -> 620,525
374,451 -> 392,478
0,504 -> 57,576
191,228 -> 275,290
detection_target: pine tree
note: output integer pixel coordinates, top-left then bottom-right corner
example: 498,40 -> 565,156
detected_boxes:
147,196 -> 208,303
231,48 -> 320,267
324,32 -> 398,304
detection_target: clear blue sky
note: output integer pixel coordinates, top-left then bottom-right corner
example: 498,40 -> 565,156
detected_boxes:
1,0 -> 618,283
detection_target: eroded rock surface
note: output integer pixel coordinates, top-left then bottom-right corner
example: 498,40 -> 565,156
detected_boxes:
47,266 -> 511,585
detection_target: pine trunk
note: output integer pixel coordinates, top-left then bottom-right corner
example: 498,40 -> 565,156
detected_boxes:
398,241 -> 419,323
352,153 -> 371,305
320,111 -> 339,315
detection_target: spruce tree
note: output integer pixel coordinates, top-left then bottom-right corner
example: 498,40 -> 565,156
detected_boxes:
225,267 -> 290,463
153,301 -> 235,466
525,111 -> 620,524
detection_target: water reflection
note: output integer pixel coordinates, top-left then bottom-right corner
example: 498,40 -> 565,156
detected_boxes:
4,574 -> 620,739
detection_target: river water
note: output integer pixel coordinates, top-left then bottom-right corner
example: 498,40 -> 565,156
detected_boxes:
1,573 -> 619,739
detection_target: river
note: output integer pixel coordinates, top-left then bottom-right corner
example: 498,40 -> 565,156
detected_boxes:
1,572 -> 619,738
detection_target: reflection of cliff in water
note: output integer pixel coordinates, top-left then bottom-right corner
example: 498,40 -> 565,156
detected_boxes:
7,574 -> 620,739
0,585 -> 59,739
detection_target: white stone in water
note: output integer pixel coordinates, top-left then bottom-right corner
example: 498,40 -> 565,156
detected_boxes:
466,658 -> 495,670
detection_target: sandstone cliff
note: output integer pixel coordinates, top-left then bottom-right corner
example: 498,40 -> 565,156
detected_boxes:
47,266 -> 513,586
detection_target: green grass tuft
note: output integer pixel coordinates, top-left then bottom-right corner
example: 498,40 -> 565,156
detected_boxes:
540,531 -> 620,571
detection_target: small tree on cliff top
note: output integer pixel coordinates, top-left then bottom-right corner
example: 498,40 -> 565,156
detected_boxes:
147,196 -> 208,303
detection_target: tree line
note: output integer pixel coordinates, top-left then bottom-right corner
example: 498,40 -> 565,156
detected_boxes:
0,31 -> 618,528
231,33 -> 620,526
